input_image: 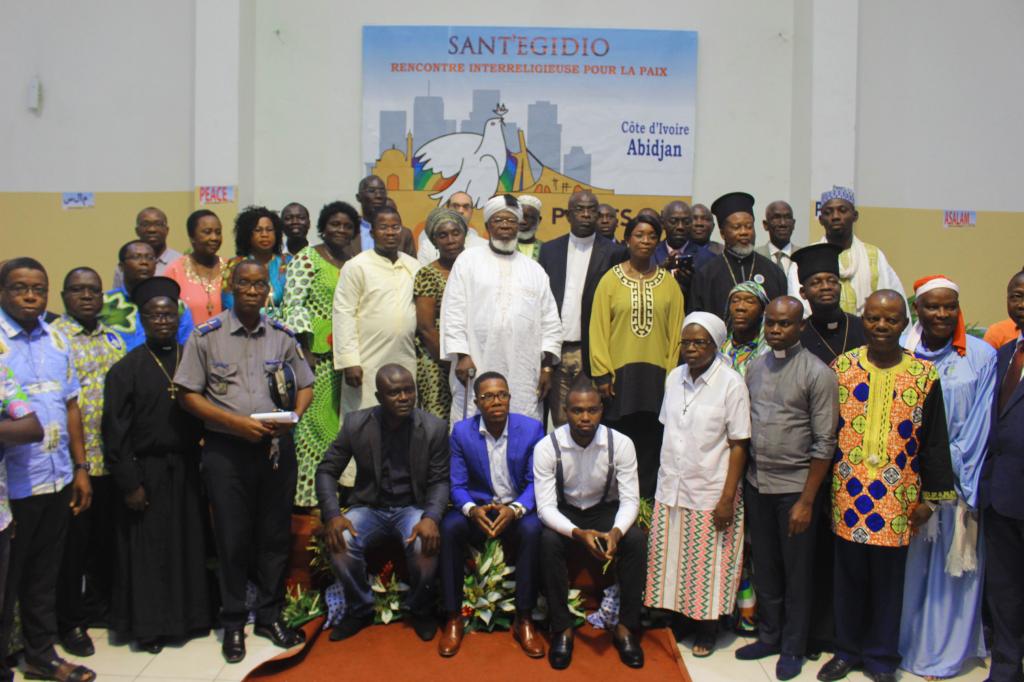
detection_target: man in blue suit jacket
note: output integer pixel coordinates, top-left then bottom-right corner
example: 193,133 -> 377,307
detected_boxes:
438,371 -> 546,659
981,270 -> 1024,682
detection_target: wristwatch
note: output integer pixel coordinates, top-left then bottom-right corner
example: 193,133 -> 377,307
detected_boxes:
74,462 -> 91,473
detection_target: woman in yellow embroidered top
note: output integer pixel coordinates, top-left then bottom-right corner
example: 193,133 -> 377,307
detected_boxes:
589,214 -> 684,498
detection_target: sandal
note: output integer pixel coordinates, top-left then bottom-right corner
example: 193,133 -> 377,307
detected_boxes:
691,629 -> 717,658
23,657 -> 96,682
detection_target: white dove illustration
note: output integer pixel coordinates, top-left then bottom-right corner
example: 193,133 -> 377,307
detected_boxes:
414,105 -> 509,208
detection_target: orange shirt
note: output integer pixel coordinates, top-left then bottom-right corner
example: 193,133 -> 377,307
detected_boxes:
983,318 -> 1018,351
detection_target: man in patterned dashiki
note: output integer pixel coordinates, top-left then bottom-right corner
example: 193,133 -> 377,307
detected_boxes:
817,290 -> 956,682
51,267 -> 126,657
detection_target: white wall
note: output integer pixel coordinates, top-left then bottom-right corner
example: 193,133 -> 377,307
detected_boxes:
244,0 -> 800,220
856,0 -> 1024,211
0,0 -> 196,192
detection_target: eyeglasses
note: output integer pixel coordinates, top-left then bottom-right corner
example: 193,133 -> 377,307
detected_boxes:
478,391 -> 511,404
680,339 -> 715,348
141,312 -> 176,322
488,218 -> 520,227
65,285 -> 101,296
5,284 -> 47,297
235,280 -> 270,292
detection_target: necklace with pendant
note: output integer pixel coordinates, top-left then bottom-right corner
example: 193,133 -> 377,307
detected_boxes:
146,344 -> 181,399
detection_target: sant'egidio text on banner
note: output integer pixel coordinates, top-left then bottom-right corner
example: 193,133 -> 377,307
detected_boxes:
361,26 -> 698,237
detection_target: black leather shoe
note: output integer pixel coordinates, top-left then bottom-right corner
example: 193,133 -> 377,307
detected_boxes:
138,638 -> 164,654
548,631 -> 574,670
817,655 -> 856,681
612,630 -> 644,668
222,628 -> 245,664
254,619 -> 306,648
330,614 -> 372,642
59,626 -> 95,657
410,612 -> 437,642
866,673 -> 897,682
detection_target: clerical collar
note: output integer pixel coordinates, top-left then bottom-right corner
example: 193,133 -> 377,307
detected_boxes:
145,338 -> 176,352
772,341 -> 801,359
725,248 -> 754,261
811,306 -> 844,329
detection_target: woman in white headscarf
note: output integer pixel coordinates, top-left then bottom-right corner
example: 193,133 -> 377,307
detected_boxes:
643,312 -> 752,657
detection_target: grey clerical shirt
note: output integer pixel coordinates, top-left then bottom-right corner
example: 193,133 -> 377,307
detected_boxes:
744,341 -> 838,494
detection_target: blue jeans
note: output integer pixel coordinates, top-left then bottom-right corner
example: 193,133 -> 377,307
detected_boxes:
330,505 -> 438,618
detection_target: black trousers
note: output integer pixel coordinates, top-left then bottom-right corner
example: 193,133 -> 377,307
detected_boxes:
439,509 -> 541,614
807,488 -> 835,652
539,502 -> 645,632
57,474 -> 114,633
832,538 -> 907,675
202,431 -> 296,629
604,413 -> 662,499
0,486 -> 72,664
984,506 -> 1024,682
744,481 -> 817,656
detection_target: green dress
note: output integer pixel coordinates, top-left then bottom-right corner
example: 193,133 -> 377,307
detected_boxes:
413,264 -> 452,422
281,246 -> 343,506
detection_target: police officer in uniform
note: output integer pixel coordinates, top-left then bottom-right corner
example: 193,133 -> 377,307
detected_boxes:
174,261 -> 314,664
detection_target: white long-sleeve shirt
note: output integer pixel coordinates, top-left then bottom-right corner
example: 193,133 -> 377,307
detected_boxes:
533,424 -> 639,538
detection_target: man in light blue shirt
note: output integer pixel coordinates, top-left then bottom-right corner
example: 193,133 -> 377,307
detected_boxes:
0,257 -> 95,681
354,175 -> 415,257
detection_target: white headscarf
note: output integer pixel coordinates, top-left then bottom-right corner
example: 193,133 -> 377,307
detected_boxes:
682,311 -> 728,349
518,195 -> 542,212
483,194 -> 523,223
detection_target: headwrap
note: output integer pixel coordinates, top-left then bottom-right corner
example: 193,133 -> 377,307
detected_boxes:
710,191 -> 755,227
682,311 -> 728,349
483,194 -> 523,223
791,243 -> 842,283
725,281 -> 770,319
820,185 -> 856,206
131,276 -> 180,307
423,207 -> 467,245
517,195 -> 542,212
904,274 -> 967,357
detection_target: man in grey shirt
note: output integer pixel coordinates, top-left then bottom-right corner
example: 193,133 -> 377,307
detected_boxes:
734,296 -> 838,681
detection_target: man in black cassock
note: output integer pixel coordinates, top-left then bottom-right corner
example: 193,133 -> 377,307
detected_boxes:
687,191 -> 788,315
102,277 -> 211,653
792,243 -> 866,367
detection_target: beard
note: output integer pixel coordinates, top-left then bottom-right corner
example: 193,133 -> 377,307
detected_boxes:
518,227 -> 538,242
490,237 -> 518,254
728,243 -> 754,258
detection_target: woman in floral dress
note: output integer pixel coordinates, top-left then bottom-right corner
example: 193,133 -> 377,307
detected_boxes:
281,201 -> 358,508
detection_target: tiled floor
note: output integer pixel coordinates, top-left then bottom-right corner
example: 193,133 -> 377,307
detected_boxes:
11,626 -> 292,682
10,626 -> 993,681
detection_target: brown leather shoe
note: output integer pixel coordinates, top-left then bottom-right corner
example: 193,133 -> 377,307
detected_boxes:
513,617 -> 546,658
438,616 -> 464,657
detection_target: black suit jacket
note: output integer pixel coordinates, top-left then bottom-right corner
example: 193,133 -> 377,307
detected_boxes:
315,407 -> 450,522
539,233 -> 627,377
981,340 -> 1024,519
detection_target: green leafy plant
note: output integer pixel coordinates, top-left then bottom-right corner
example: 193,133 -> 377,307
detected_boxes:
637,497 -> 654,530
371,561 -> 408,624
461,539 -> 516,632
307,534 -> 331,580
282,583 -> 325,629
532,591 -> 586,627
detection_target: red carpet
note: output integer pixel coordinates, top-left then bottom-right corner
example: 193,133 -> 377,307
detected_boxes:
246,621 -> 691,682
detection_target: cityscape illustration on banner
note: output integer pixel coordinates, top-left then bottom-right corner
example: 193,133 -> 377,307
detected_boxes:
362,25 -> 698,239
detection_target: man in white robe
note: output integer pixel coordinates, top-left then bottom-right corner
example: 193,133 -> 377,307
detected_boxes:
787,185 -> 906,316
441,195 -> 562,425
333,206 -> 420,481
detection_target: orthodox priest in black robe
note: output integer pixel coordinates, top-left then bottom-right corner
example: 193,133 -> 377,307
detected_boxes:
102,277 -> 211,652
687,192 -> 788,315
792,243 -> 867,366
789,243 -> 866,656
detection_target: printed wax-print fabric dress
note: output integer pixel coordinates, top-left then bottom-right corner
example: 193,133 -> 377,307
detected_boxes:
413,264 -> 451,422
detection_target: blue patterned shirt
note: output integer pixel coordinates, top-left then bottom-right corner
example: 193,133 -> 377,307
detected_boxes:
0,309 -> 80,499
0,364 -> 35,528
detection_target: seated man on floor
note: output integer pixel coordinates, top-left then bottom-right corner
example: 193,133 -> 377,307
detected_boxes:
316,364 -> 450,643
534,378 -> 645,670
438,371 -> 546,658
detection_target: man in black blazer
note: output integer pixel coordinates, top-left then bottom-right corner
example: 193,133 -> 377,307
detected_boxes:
539,190 -> 627,426
316,364 -> 450,643
981,270 -> 1024,682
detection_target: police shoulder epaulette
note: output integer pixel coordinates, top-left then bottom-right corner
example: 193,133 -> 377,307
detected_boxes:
195,318 -> 222,336
269,318 -> 296,337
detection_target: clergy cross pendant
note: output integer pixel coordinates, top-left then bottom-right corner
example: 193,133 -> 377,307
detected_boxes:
167,384 -> 178,399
